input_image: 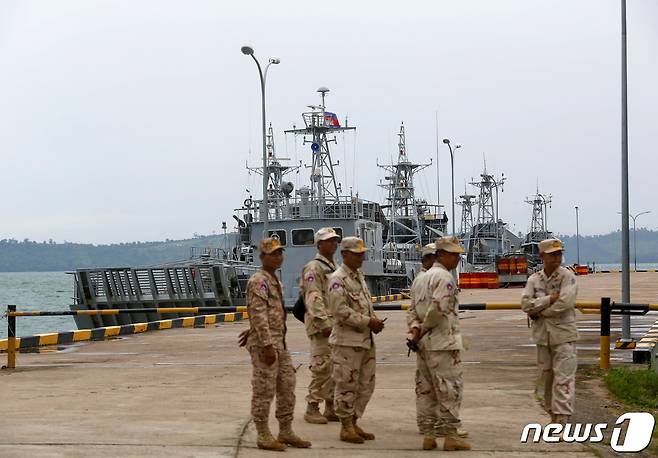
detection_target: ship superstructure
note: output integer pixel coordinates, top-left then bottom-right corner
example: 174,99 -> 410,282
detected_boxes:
461,164 -> 521,271
234,87 -> 418,299
522,188 -> 553,267
456,185 -> 476,239
377,122 -> 447,247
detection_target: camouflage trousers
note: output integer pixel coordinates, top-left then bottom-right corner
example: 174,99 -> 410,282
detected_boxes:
332,345 -> 376,419
249,345 -> 296,423
536,342 -> 576,416
415,349 -> 463,437
306,334 -> 334,405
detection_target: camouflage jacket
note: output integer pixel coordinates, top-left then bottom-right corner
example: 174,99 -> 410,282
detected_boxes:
407,262 -> 463,351
327,264 -> 376,349
246,269 -> 287,349
521,266 -> 579,346
300,254 -> 336,337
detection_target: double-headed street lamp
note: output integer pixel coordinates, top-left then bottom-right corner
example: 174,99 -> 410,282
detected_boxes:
630,211 -> 651,271
442,138 -> 461,236
241,45 -> 280,236
575,206 -> 580,265
618,210 -> 651,271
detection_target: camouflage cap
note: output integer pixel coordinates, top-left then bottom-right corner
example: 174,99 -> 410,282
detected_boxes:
340,236 -> 368,253
259,237 -> 284,255
539,238 -> 563,254
434,236 -> 465,254
421,243 -> 437,257
315,227 -> 341,244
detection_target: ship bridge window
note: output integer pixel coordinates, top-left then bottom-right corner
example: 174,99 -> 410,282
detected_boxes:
292,229 -> 315,246
267,230 -> 287,246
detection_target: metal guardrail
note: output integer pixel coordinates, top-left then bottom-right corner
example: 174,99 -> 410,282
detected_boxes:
4,299 -> 657,371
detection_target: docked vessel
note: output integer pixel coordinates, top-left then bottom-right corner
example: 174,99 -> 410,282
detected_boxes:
71,87 -> 446,328
460,165 -> 521,271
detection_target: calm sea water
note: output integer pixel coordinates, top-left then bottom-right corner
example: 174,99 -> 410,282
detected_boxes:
593,263 -> 658,271
0,272 -> 75,339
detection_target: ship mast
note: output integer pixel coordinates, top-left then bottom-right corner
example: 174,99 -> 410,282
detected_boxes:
467,163 -> 506,265
525,187 -> 552,242
377,122 -> 436,245
457,184 -> 476,238
247,123 -> 299,220
284,87 -> 355,217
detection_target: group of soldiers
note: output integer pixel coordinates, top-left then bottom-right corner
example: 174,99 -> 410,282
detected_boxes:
240,228 -> 578,452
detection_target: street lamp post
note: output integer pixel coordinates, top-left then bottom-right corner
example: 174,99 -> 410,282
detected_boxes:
619,211 -> 652,271
241,46 -> 280,237
575,206 -> 580,265
442,139 -> 461,236
435,111 -> 440,208
620,0 -> 631,342
631,211 -> 651,271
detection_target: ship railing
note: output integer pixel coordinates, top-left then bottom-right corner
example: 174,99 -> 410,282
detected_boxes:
73,263 -> 259,310
381,247 -> 422,273
189,247 -> 235,260
243,195 -> 382,222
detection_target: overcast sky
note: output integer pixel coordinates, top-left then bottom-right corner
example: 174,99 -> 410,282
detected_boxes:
0,0 -> 656,244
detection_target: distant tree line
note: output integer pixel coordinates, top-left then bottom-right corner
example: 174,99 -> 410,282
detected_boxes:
558,229 -> 658,264
0,230 -> 657,272
0,235 -> 234,272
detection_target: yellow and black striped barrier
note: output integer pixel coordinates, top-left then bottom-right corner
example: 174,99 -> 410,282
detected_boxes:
633,319 -> 658,363
5,299 -> 658,370
1,309 -> 248,369
6,306 -> 248,317
371,301 -> 604,311
371,294 -> 407,303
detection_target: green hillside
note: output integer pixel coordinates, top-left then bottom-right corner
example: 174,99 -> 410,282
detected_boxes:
0,229 -> 656,272
0,235 -> 234,272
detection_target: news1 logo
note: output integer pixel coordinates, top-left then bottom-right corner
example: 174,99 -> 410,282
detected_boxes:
520,412 -> 655,452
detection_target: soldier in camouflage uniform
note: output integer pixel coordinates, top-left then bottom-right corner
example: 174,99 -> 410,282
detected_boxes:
522,238 -> 578,425
245,237 -> 311,451
327,236 -> 386,444
407,236 -> 471,451
419,243 -> 436,274
300,227 -> 341,424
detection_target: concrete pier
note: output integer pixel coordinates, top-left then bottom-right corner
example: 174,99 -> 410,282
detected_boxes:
1,273 -> 657,457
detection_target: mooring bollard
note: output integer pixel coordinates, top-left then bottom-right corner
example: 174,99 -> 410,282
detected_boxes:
600,297 -> 611,370
6,305 -> 16,369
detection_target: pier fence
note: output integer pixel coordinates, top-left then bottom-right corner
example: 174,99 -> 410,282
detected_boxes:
3,299 -> 658,370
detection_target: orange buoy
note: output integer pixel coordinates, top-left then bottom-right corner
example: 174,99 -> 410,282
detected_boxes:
508,257 -> 517,274
497,258 -> 509,274
459,272 -> 471,289
487,272 -> 498,289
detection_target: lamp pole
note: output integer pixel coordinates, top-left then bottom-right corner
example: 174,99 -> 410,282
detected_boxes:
442,139 -> 461,236
435,111 -> 440,210
241,46 -> 280,237
630,211 -> 651,271
620,0 -> 631,342
575,206 -> 580,265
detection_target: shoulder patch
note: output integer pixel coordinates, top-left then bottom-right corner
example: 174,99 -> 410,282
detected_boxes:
306,273 -> 315,284
259,282 -> 268,293
330,280 -> 343,291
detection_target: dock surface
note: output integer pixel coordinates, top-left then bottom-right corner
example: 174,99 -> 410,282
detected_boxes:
1,272 -> 657,457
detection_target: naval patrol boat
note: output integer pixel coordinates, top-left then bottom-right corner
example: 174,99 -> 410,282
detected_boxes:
70,87 -> 446,329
